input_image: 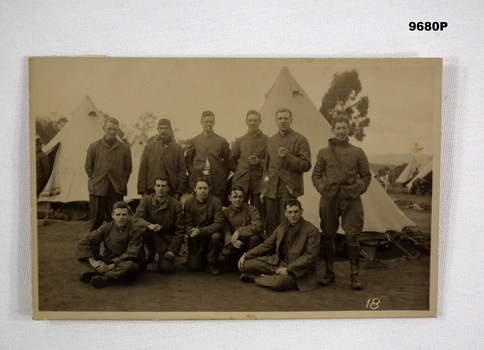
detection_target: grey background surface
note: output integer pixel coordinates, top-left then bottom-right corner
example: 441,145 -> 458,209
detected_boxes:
1,0 -> 483,348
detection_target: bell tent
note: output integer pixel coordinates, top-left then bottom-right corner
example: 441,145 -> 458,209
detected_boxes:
406,157 -> 432,191
38,95 -> 139,205
395,156 -> 419,185
259,67 -> 415,233
127,134 -> 148,198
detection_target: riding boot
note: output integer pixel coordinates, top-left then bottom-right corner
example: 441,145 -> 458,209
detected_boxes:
320,238 -> 336,285
348,246 -> 363,290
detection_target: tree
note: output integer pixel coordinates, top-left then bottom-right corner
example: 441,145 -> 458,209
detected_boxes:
320,69 -> 370,141
124,112 -> 182,147
134,112 -> 157,138
123,112 -> 158,146
35,112 -> 68,144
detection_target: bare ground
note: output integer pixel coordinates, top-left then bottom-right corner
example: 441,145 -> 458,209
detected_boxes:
36,192 -> 432,313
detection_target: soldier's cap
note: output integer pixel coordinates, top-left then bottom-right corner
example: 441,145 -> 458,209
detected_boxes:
158,118 -> 171,128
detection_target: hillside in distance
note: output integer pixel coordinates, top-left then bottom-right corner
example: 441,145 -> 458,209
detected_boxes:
368,153 -> 431,167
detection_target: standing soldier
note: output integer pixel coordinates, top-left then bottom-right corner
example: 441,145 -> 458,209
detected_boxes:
185,111 -> 231,203
312,115 -> 371,290
85,117 -> 132,231
229,110 -> 268,219
137,118 -> 187,200
261,108 -> 311,236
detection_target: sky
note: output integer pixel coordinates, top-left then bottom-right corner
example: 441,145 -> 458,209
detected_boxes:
30,58 -> 440,157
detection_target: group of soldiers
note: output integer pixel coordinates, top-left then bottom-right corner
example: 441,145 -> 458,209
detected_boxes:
75,108 -> 371,292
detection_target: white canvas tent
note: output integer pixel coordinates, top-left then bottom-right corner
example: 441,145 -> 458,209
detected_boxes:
38,95 -> 140,203
395,156 -> 418,185
259,67 -> 415,232
406,157 -> 432,190
127,134 -> 148,199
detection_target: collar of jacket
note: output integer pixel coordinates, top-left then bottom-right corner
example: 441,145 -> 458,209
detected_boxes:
194,193 -> 213,204
100,137 -> 120,150
155,135 -> 173,145
112,219 -> 133,233
229,202 -> 246,214
248,130 -> 263,138
151,194 -> 169,210
282,217 -> 304,230
329,137 -> 350,147
278,128 -> 294,137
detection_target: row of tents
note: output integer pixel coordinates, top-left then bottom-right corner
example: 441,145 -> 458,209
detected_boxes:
37,67 -> 418,234
395,155 -> 433,191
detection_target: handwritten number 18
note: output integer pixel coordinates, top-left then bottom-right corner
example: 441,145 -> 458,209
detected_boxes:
366,298 -> 381,310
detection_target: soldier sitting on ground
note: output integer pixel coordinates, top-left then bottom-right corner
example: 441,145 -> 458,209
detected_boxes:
237,199 -> 320,292
76,201 -> 144,288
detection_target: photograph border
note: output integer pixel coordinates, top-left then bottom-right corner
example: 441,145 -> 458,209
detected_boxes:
30,57 -> 441,320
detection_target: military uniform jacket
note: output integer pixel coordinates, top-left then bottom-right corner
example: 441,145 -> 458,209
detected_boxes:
76,220 -> 144,265
85,138 -> 132,196
137,136 -> 187,195
261,129 -> 311,199
229,131 -> 268,194
132,194 -> 185,254
184,194 -> 225,237
223,203 -> 263,244
185,132 -> 231,194
312,138 -> 371,202
245,218 -> 320,291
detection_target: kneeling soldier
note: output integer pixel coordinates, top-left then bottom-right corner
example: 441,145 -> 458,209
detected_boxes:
184,178 -> 225,275
219,186 -> 263,269
132,177 -> 185,273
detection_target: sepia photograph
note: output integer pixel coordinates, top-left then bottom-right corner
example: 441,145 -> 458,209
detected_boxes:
30,57 -> 441,320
